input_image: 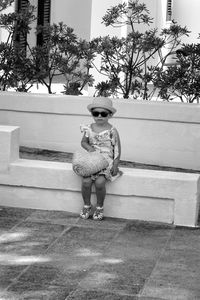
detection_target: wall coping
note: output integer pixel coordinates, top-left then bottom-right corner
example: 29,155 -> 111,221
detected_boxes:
1,91 -> 200,123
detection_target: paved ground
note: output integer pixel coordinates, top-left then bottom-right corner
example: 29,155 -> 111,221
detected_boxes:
0,206 -> 199,300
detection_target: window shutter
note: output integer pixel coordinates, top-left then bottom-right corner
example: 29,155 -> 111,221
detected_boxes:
15,0 -> 29,52
17,0 -> 28,10
43,0 -> 51,25
37,0 -> 51,46
166,0 -> 172,21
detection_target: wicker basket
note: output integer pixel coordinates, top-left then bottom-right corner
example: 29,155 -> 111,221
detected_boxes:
72,149 -> 109,177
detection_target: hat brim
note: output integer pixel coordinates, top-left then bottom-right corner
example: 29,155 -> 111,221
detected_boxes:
87,103 -> 116,115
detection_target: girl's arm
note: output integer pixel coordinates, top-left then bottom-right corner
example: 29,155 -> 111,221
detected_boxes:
81,133 -> 95,152
111,129 -> 121,176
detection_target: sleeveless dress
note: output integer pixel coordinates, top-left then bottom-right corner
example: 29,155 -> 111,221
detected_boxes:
80,124 -> 122,181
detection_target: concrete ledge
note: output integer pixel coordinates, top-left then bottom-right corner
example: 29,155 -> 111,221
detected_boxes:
0,125 -> 19,172
0,158 -> 199,227
0,126 -> 199,227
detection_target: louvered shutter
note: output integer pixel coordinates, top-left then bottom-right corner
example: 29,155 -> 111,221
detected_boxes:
37,0 -> 51,46
166,0 -> 172,21
17,0 -> 28,10
15,0 -> 28,52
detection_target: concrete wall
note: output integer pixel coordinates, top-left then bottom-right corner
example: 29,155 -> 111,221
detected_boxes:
173,0 -> 200,44
0,126 -> 199,227
51,0 -> 92,40
1,92 -> 200,170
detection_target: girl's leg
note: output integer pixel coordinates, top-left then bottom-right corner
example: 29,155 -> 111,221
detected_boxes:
80,177 -> 93,220
94,175 -> 106,207
93,175 -> 106,220
81,176 -> 93,206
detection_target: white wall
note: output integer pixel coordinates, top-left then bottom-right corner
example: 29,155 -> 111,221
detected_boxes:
90,0 -> 123,39
1,92 -> 200,171
51,0 -> 92,40
155,0 -> 168,32
173,0 -> 200,44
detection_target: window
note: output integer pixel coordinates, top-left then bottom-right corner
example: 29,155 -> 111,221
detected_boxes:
37,0 -> 51,46
166,0 -> 172,21
16,0 -> 51,50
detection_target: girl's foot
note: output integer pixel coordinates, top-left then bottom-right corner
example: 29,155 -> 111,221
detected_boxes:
93,207 -> 104,221
80,205 -> 92,219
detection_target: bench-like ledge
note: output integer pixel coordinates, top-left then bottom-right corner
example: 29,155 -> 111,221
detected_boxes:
0,125 -> 199,227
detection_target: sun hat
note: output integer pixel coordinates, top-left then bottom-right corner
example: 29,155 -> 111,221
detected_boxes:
87,97 -> 116,115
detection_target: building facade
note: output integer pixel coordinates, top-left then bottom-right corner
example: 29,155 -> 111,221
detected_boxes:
1,0 -> 200,44
52,0 -> 200,43
0,0 -> 199,94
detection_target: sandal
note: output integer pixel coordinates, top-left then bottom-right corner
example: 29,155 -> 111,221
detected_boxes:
80,205 -> 92,219
93,207 -> 104,221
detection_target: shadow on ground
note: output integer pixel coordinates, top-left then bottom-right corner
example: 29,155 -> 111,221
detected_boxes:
0,206 -> 199,299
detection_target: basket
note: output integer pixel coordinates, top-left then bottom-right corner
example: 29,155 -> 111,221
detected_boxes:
72,149 -> 109,177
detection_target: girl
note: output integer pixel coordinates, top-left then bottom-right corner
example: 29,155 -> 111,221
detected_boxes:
80,97 -> 122,221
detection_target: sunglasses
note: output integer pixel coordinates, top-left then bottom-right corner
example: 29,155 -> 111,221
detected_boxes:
91,110 -> 110,118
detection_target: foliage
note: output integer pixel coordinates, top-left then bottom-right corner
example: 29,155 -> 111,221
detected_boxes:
0,3 -> 37,91
0,0 -> 14,12
92,0 -> 190,99
152,44 -> 200,103
0,0 -> 196,99
30,23 -> 94,94
0,5 -> 94,94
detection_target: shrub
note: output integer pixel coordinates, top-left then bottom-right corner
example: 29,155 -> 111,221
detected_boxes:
0,4 -> 94,94
92,0 -> 189,99
152,44 -> 200,103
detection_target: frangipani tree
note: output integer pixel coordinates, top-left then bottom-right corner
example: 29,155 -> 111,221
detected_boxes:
0,2 -> 94,94
92,0 -> 189,99
152,43 -> 200,103
0,0 -> 14,11
32,23 -> 94,94
0,2 -> 36,91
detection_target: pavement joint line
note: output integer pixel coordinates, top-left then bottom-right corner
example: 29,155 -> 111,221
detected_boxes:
68,223 -> 127,230
44,225 -> 75,253
102,228 -> 126,252
138,226 -> 176,297
1,215 -> 33,233
24,215 -> 81,226
66,286 -> 139,299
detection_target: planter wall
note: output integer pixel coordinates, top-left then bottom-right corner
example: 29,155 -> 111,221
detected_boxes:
0,91 -> 200,170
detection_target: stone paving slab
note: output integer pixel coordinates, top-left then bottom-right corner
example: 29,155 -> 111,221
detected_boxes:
0,206 -> 199,299
140,228 -> 200,299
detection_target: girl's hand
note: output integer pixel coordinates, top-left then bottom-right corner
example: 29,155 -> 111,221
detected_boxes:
111,161 -> 119,176
87,146 -> 95,152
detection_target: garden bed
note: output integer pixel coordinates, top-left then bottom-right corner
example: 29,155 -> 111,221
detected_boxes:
19,146 -> 200,174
